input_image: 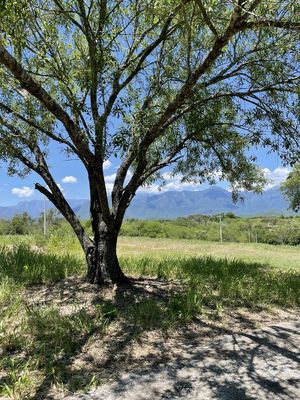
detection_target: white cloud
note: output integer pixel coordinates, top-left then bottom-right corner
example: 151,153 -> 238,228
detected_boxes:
103,160 -> 112,170
62,175 -> 77,184
104,167 -> 290,195
263,167 -> 290,189
104,174 -> 116,193
105,171 -> 133,193
106,183 -> 114,193
138,173 -> 202,194
11,186 -> 34,198
105,173 -> 116,184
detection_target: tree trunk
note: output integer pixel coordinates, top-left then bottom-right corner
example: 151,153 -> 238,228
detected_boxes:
85,171 -> 129,285
86,230 -> 129,285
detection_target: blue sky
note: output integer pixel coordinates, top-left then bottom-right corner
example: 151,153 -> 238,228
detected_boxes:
0,143 -> 291,206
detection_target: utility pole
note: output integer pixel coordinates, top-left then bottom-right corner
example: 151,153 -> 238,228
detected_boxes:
43,195 -> 47,236
219,215 -> 223,243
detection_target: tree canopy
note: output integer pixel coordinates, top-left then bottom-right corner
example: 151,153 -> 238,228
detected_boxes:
281,164 -> 300,212
0,0 -> 299,283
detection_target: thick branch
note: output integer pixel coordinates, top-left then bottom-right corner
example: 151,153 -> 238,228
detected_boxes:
0,102 -> 79,154
117,10 -> 300,208
35,183 -> 92,253
30,143 -> 92,252
0,41 -> 92,164
0,41 -> 114,225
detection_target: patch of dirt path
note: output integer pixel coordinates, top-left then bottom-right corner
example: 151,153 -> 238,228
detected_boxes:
66,321 -> 300,400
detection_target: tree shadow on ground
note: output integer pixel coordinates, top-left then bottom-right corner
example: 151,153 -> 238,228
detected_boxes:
88,314 -> 299,400
1,255 -> 299,399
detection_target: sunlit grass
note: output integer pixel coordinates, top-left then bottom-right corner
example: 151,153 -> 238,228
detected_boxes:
117,236 -> 300,271
0,235 -> 299,271
0,245 -> 84,285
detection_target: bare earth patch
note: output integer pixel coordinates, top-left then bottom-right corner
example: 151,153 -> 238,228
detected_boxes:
65,321 -> 300,400
21,277 -> 300,400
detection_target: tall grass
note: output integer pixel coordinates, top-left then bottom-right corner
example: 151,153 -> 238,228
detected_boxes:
123,255 -> 300,333
121,255 -> 300,308
0,245 -> 84,285
0,245 -> 117,398
0,304 -> 116,398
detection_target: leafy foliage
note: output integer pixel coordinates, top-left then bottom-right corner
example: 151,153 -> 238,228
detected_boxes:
281,164 -> 300,212
0,0 -> 300,280
0,1 -> 299,194
120,215 -> 300,245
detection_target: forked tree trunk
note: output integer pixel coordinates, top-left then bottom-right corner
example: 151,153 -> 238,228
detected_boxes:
81,171 -> 130,285
85,229 -> 128,285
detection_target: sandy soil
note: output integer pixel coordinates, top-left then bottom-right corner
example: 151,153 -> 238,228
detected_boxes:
65,321 -> 300,400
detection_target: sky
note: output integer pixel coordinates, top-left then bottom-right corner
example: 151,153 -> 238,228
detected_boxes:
0,142 -> 291,206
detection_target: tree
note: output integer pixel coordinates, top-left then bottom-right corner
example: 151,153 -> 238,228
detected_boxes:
0,0 -> 299,284
9,213 -> 33,235
281,164 -> 300,212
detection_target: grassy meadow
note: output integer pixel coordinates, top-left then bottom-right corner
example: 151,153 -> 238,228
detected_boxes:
0,233 -> 299,398
118,237 -> 300,271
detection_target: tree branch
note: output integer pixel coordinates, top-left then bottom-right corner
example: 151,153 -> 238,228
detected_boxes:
195,0 -> 218,36
0,102 -> 79,154
0,41 -> 92,164
243,20 -> 300,31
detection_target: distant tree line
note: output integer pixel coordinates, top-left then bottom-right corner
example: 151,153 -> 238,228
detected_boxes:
1,213 -> 299,246
120,214 -> 300,246
0,210 -> 61,235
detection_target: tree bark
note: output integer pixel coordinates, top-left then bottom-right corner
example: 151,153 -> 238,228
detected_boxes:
86,172 -> 129,285
86,229 -> 128,285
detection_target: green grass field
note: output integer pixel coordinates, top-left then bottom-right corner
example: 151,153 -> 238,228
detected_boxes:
0,236 -> 299,398
1,234 -> 298,270
118,237 -> 300,271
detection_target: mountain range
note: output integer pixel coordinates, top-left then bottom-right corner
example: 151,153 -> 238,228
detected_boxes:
0,186 -> 293,220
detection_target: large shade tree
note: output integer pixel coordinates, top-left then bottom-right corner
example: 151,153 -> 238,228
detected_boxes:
0,0 -> 299,284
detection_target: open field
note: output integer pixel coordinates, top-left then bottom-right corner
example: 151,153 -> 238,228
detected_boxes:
0,235 -> 299,270
0,236 -> 299,399
118,237 -> 300,271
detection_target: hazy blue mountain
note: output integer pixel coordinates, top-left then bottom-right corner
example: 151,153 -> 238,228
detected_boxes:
126,186 -> 291,218
0,199 -> 87,219
0,186 -> 292,220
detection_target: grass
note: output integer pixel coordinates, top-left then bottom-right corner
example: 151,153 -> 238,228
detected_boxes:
0,234 -> 299,270
0,238 -> 299,398
0,304 -> 114,398
122,255 -> 300,306
0,245 -> 84,285
117,236 -> 300,271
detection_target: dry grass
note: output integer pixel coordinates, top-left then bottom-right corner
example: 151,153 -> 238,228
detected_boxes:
117,237 -> 300,270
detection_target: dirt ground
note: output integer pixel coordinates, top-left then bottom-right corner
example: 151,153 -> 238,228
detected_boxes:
22,277 -> 300,400
65,321 -> 300,400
